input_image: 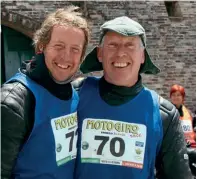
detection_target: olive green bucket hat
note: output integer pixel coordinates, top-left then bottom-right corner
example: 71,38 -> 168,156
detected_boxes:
80,16 -> 160,74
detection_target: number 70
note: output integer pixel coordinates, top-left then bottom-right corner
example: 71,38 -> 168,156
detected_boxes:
94,135 -> 125,157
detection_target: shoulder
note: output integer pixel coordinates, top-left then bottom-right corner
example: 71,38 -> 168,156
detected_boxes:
71,76 -> 100,92
159,96 -> 177,117
158,96 -> 180,131
182,105 -> 194,117
1,81 -> 35,118
71,77 -> 86,92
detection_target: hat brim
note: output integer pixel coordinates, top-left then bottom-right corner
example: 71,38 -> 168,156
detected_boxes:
80,47 -> 160,75
141,49 -> 160,74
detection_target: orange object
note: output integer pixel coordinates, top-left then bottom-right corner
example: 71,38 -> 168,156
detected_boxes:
180,105 -> 196,148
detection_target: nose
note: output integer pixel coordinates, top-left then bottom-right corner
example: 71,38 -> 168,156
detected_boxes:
60,47 -> 71,62
116,45 -> 127,58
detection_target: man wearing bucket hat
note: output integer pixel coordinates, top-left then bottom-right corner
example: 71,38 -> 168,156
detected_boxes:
74,16 -> 193,179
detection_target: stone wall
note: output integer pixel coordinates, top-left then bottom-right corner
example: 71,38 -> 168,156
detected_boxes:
1,1 -> 196,112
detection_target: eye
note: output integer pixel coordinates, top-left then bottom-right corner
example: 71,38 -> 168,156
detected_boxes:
107,43 -> 118,48
126,42 -> 135,49
71,47 -> 80,53
54,44 -> 64,50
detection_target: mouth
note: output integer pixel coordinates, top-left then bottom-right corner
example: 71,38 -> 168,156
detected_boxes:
112,62 -> 130,68
54,62 -> 71,70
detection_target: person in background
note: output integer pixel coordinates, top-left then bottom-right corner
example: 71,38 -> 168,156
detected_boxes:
1,6 -> 90,179
170,84 -> 196,176
170,84 -> 196,147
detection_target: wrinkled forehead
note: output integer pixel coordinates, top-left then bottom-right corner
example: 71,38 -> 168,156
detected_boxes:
100,31 -> 141,46
49,25 -> 85,45
103,31 -> 141,42
104,31 -> 140,40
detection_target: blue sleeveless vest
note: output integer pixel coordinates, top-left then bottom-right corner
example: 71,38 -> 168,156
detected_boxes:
7,72 -> 78,179
75,77 -> 163,179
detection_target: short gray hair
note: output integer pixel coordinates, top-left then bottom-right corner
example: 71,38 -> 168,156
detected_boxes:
99,35 -> 144,49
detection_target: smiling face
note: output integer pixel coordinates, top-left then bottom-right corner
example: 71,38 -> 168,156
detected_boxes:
42,25 -> 85,82
97,31 -> 145,87
170,91 -> 184,108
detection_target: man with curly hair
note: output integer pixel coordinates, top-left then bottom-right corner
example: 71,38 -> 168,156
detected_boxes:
1,6 -> 90,179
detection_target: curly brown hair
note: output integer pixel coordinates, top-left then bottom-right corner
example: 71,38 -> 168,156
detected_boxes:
33,5 -> 90,60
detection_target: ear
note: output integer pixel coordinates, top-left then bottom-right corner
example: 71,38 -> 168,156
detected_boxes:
38,44 -> 44,52
141,50 -> 145,64
97,47 -> 103,63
